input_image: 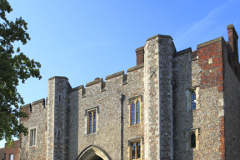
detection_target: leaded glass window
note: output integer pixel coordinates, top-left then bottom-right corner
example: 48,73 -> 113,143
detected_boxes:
136,100 -> 140,124
131,102 -> 135,125
88,110 -> 97,134
131,142 -> 141,159
191,92 -> 196,110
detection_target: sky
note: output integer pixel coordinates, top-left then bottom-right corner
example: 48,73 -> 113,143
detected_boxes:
1,0 -> 240,148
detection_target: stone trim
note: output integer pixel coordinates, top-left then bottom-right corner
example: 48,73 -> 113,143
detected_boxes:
186,127 -> 200,151
147,34 -> 172,41
69,85 -> 84,93
127,64 -> 144,72
48,76 -> 68,81
227,24 -> 239,39
76,145 -> 111,160
128,135 -> 144,146
174,47 -> 192,57
85,106 -> 99,116
32,98 -> 45,106
197,37 -> 223,49
105,71 -> 124,80
128,95 -> 143,105
86,78 -> 103,87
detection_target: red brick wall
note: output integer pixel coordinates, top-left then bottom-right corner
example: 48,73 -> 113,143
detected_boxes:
4,140 -> 20,160
136,46 -> 144,65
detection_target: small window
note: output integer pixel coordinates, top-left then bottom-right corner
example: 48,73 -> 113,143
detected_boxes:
130,96 -> 141,126
58,130 -> 61,139
235,66 -> 238,75
9,154 -> 13,160
131,142 -> 141,159
88,110 -> 97,134
59,95 -> 61,102
191,133 -> 196,148
191,92 -> 196,110
30,129 -> 36,146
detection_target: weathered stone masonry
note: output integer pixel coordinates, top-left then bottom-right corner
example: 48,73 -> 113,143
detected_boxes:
20,24 -> 240,160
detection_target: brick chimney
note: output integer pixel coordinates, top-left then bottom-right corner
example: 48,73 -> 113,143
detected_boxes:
136,46 -> 144,65
227,24 -> 239,59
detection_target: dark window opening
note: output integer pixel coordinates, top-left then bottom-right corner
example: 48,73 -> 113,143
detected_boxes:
131,102 -> 135,125
131,142 -> 141,159
59,95 -> 61,102
58,130 -> 61,139
235,66 -> 238,75
136,100 -> 140,124
228,54 -> 231,64
191,133 -> 196,148
88,110 -> 97,134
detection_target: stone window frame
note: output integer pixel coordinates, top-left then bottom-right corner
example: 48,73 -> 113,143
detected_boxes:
128,95 -> 142,126
85,106 -> 99,135
186,128 -> 200,151
186,86 -> 199,111
128,137 -> 143,160
29,127 -> 37,147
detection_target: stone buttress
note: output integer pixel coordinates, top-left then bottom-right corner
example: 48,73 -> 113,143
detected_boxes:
144,35 -> 175,159
47,76 -> 71,160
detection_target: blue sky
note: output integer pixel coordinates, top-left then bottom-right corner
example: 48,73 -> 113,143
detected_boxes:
1,0 -> 240,148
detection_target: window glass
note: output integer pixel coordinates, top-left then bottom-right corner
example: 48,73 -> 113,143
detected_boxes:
58,130 -> 61,139
191,92 -> 196,110
137,143 -> 141,158
89,113 -> 92,133
93,112 -> 96,133
132,143 -> 135,159
30,129 -> 36,146
132,102 -> 135,125
136,100 -> 140,124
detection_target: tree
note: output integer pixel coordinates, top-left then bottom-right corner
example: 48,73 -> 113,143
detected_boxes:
0,0 -> 41,145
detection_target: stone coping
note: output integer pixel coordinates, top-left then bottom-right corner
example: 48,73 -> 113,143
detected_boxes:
48,76 -> 68,81
21,103 -> 31,109
147,34 -> 172,41
135,46 -> 144,52
86,78 -> 103,87
127,63 -> 144,72
70,85 -> 84,93
174,47 -> 192,57
105,71 -> 124,80
197,37 -> 223,49
227,24 -> 239,39
32,98 -> 45,106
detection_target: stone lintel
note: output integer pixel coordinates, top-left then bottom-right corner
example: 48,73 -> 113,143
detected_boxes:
70,85 -> 84,93
174,47 -> 192,57
86,78 -> 103,87
32,98 -> 45,106
127,64 -> 144,73
105,71 -> 124,80
48,76 -> 68,81
147,34 -> 172,41
21,103 -> 31,109
197,37 -> 223,49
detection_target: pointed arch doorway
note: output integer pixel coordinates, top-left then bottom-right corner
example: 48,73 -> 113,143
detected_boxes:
76,145 -> 111,160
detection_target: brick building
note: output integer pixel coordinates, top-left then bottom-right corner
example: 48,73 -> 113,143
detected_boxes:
0,141 -> 20,160
20,24 -> 240,160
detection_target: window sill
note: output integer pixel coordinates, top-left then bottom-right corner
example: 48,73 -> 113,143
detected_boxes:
29,145 -> 37,148
128,123 -> 141,128
86,132 -> 98,136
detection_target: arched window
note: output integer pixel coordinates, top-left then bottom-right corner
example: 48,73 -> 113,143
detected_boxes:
191,133 -> 196,148
191,92 -> 196,110
131,142 -> 141,159
136,100 -> 140,124
131,102 -> 135,125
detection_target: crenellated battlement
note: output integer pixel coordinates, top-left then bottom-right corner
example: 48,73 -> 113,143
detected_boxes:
68,64 -> 144,97
20,98 -> 46,116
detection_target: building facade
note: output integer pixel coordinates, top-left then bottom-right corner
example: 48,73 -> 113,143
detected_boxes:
20,24 -> 240,160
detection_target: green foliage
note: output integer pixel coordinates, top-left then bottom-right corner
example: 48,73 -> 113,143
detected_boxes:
0,0 -> 42,145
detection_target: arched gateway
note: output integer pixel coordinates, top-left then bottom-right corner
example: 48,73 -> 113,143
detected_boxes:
76,145 -> 111,160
